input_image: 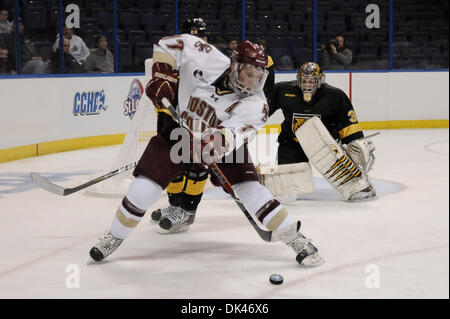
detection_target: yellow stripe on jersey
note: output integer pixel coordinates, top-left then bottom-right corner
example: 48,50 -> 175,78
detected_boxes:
184,178 -> 208,196
339,123 -> 362,139
284,93 -> 296,97
166,176 -> 186,194
267,55 -> 274,68
152,51 -> 177,69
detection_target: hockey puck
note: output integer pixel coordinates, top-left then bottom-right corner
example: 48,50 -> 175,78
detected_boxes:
269,274 -> 283,285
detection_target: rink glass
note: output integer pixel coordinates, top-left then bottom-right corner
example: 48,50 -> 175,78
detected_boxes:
0,0 -> 447,76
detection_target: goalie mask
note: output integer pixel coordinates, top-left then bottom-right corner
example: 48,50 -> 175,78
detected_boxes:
182,17 -> 208,40
229,40 -> 269,97
297,62 -> 325,102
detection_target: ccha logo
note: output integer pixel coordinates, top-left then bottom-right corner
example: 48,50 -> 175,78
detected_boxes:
123,79 -> 144,119
73,90 -> 107,116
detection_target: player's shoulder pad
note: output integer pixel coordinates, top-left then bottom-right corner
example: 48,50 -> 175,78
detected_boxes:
181,33 -> 229,58
235,92 -> 267,115
322,83 -> 347,97
245,91 -> 267,105
275,80 -> 297,89
275,80 -> 299,95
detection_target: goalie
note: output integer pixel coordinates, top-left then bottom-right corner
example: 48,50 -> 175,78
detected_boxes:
261,62 -> 376,202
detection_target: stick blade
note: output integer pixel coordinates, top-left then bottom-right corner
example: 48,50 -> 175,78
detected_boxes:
30,172 -> 67,196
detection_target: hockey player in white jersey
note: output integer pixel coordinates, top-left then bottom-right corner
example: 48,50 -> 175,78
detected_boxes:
89,35 -> 324,267
150,17 -> 211,234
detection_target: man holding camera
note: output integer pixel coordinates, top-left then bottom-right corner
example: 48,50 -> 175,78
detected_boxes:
319,35 -> 352,70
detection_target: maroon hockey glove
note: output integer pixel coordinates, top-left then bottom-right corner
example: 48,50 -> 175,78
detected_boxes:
145,62 -> 179,109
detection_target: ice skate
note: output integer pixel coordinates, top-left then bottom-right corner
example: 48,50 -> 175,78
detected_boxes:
286,232 -> 324,267
89,232 -> 123,262
348,184 -> 376,202
158,208 -> 196,233
150,205 -> 179,224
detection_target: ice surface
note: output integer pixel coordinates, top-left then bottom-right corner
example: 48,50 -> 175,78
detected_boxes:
0,129 -> 448,298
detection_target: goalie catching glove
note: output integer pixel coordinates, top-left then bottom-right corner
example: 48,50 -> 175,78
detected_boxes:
145,62 -> 179,109
343,139 -> 376,172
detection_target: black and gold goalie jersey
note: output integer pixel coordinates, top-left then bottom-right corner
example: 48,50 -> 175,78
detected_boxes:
269,80 -> 364,147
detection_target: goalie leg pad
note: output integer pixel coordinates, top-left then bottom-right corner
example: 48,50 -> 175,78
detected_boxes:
295,117 -> 373,200
257,162 -> 315,198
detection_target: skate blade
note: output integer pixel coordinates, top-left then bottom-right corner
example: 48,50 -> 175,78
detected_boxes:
86,257 -> 99,265
300,253 -> 325,267
157,225 -> 190,234
346,196 -> 376,202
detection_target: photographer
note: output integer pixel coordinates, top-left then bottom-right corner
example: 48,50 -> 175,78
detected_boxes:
319,35 -> 352,70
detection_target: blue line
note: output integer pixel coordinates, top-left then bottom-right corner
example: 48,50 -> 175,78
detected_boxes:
113,0 -> 119,73
59,0 -> 65,73
313,0 -> 317,62
389,0 -> 394,70
242,0 -> 246,40
15,0 -> 21,74
175,0 -> 179,34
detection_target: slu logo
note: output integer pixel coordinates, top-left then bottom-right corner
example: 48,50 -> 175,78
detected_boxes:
73,90 -> 107,116
124,79 -> 144,119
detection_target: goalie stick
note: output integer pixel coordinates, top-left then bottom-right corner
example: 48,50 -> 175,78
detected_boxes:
30,162 -> 137,196
162,99 -> 300,243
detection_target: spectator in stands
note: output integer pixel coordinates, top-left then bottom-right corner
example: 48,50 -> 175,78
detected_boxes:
49,37 -> 84,73
319,35 -> 352,70
223,37 -> 238,57
52,27 -> 90,66
84,34 -> 114,73
0,9 -> 12,35
211,35 -> 227,54
0,46 -> 15,74
7,19 -> 47,74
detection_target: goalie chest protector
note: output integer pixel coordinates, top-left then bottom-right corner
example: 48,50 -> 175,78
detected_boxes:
269,81 -> 364,144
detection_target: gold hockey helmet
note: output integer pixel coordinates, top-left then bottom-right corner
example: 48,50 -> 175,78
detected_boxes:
296,62 -> 325,102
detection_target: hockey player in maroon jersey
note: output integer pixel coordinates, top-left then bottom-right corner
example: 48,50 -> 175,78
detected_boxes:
149,17 -> 211,234
259,62 -> 376,203
89,35 -> 324,267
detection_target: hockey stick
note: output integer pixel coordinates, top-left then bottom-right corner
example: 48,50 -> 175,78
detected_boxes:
30,162 -> 137,196
358,132 -> 380,141
162,100 -> 300,243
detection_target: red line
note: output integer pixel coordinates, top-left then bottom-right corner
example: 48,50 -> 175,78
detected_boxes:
349,72 -> 352,102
